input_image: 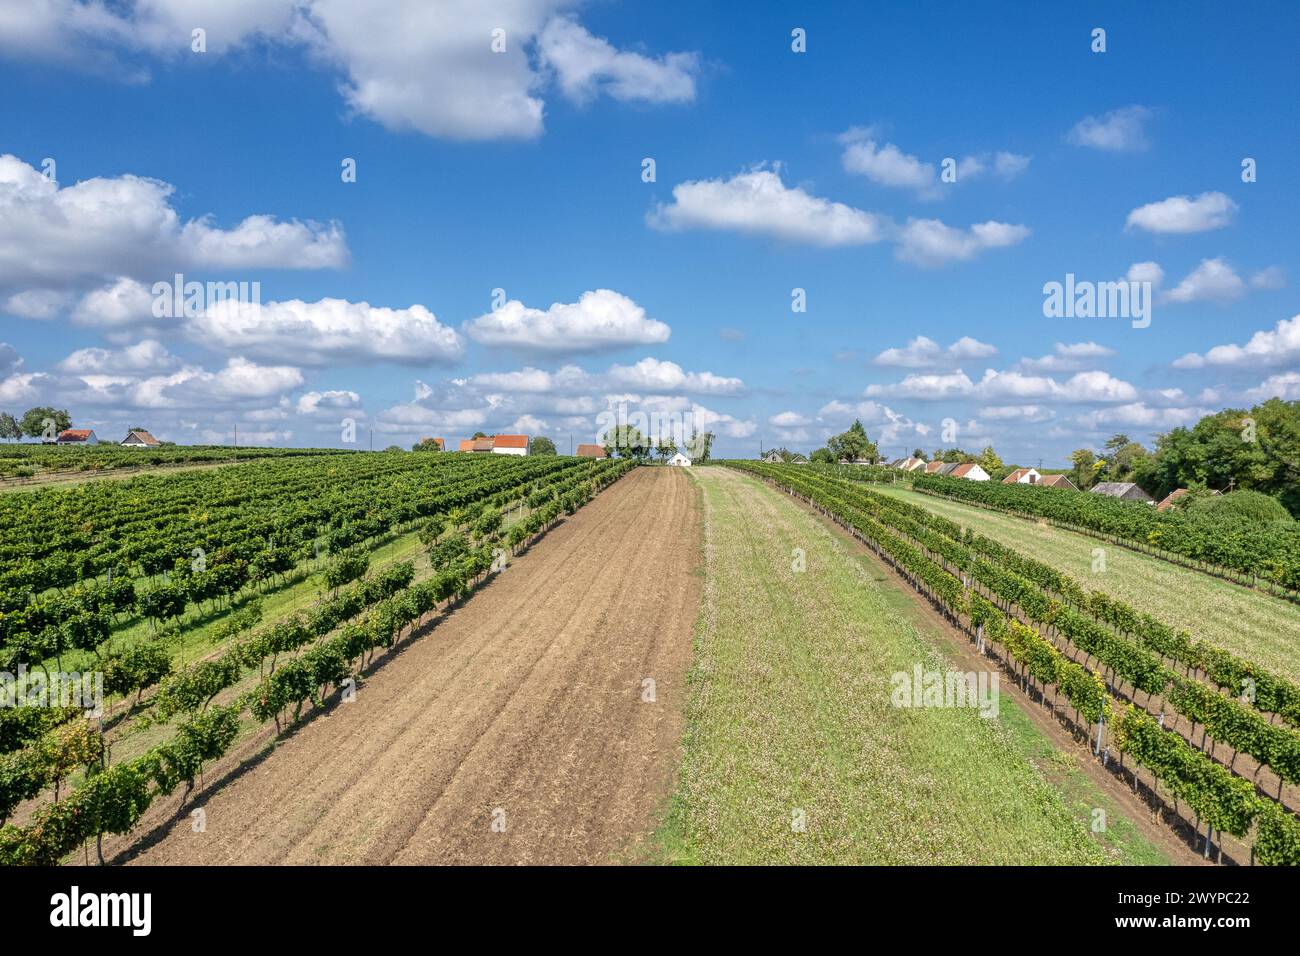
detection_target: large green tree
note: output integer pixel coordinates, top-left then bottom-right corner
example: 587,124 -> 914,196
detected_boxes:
530,436 -> 557,456
20,407 -> 71,439
1070,449 -> 1099,490
0,412 -> 20,441
1135,399 -> 1300,515
604,425 -> 651,460
827,420 -> 878,463
978,445 -> 1004,477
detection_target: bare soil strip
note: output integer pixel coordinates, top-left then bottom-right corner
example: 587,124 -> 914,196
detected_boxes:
118,467 -> 701,865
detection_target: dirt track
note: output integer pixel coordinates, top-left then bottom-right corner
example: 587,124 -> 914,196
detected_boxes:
121,467 -> 701,865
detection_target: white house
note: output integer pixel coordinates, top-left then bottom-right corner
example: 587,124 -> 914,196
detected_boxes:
1001,467 -> 1041,485
949,462 -> 991,481
56,429 -> 98,445
667,452 -> 692,467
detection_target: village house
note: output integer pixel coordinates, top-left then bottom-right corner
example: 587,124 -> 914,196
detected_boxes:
1090,482 -> 1155,504
56,429 -> 97,445
1002,467 -> 1041,485
949,462 -> 991,481
1038,474 -> 1078,491
120,429 -> 161,448
575,443 -> 608,459
458,435 -> 529,455
667,452 -> 692,467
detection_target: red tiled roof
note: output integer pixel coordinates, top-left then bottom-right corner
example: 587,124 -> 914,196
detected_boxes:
1156,488 -> 1189,512
950,463 -> 980,477
57,429 -> 93,441
1039,474 -> 1077,489
575,443 -> 607,458
492,434 -> 528,449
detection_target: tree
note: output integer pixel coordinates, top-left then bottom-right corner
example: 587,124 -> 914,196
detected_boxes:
655,437 -> 677,462
530,436 -> 557,456
1135,399 -> 1300,515
411,438 -> 442,452
810,447 -> 835,464
912,448 -> 928,461
383,444 -> 404,453
604,425 -> 651,460
0,412 -> 20,441
1101,434 -> 1149,483
686,431 -> 715,462
1070,449 -> 1099,490
978,445 -> 1004,477
472,431 -> 488,439
20,406 -> 71,440
827,420 -> 878,463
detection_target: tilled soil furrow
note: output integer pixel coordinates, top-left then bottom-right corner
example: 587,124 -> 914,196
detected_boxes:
122,467 -> 701,866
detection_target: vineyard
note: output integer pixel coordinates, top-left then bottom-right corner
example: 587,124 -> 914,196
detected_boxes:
728,462 -> 1300,866
909,473 -> 1300,597
0,443 -> 348,483
0,451 -> 633,864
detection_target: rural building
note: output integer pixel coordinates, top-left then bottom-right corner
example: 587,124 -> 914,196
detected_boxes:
1090,482 -> 1155,504
900,457 -> 927,472
492,435 -> 529,456
1155,488 -> 1219,511
789,453 -> 809,464
575,443 -> 608,459
457,435 -> 528,454
935,462 -> 960,476
1038,474 -> 1078,490
1002,467 -> 1041,485
120,429 -> 161,448
949,462 -> 991,481
667,452 -> 692,467
760,449 -> 784,463
924,460 -> 946,474
888,458 -> 906,468
56,429 -> 97,445
1156,488 -> 1189,512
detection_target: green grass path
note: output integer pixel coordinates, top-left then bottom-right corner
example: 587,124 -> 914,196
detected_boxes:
655,468 -> 1165,864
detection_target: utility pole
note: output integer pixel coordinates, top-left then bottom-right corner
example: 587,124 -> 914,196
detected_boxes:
233,423 -> 238,461
369,428 -> 373,452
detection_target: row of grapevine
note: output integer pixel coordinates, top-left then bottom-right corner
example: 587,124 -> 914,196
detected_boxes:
0,458 -> 634,863
730,462 -> 1300,864
910,473 -> 1300,592
0,454 -> 596,664
801,468 -> 1300,791
820,469 -> 1300,731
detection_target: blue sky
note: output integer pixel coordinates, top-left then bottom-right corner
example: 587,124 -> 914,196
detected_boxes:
1,0 -> 1297,463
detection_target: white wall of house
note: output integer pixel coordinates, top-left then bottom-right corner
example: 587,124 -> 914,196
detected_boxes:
490,445 -> 528,456
667,453 -> 692,467
960,464 -> 991,481
1011,468 -> 1041,483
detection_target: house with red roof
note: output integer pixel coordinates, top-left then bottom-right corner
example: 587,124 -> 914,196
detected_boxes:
56,428 -> 98,445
